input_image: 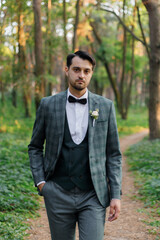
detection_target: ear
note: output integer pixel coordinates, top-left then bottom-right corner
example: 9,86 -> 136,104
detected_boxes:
65,66 -> 69,76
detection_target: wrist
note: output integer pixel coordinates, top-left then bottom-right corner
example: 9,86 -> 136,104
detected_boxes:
38,182 -> 46,192
37,181 -> 46,186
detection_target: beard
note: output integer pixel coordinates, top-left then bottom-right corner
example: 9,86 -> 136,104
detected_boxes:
69,80 -> 86,91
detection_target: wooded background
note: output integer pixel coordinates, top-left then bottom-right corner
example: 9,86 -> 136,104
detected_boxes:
0,0 -> 160,139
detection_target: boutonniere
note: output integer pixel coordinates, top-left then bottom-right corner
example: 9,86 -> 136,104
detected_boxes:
90,109 -> 99,127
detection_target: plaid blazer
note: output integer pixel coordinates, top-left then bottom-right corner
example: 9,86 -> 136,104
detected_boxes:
28,90 -> 122,207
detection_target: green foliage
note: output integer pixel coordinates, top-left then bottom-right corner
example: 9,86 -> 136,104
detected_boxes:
134,54 -> 149,78
44,74 -> 57,84
92,64 -> 109,88
0,212 -> 29,240
117,106 -> 148,136
98,39 -> 116,62
125,139 -> 160,235
0,44 -> 12,58
0,100 -> 39,239
125,139 -> 160,203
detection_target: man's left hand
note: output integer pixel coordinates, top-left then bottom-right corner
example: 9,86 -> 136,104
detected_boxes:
108,199 -> 121,222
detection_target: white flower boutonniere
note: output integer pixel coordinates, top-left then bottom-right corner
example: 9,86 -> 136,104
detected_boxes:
90,109 -> 99,127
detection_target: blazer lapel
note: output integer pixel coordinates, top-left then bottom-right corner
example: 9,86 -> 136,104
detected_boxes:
88,91 -> 99,149
55,90 -> 67,156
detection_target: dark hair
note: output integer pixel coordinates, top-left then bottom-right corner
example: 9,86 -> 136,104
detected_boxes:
66,50 -> 96,70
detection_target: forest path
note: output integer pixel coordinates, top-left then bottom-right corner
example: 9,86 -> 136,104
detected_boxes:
26,130 -> 155,240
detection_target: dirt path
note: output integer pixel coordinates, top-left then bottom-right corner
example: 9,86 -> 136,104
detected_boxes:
26,130 -> 156,240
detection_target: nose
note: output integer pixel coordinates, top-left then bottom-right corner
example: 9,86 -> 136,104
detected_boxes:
79,70 -> 85,79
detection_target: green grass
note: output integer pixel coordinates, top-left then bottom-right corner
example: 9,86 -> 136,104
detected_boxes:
125,139 -> 160,236
117,106 -> 148,136
0,99 -> 40,240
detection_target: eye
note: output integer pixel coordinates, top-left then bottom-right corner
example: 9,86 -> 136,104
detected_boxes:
85,70 -> 90,74
73,68 -> 80,72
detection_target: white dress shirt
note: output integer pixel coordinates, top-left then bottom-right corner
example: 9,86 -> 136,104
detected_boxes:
66,89 -> 88,145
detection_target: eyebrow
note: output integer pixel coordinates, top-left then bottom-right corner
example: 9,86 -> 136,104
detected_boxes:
73,66 -> 91,71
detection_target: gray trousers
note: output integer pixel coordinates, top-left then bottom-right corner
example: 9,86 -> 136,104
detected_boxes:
41,181 -> 106,240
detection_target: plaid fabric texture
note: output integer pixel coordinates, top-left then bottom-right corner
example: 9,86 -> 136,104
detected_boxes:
28,90 -> 122,207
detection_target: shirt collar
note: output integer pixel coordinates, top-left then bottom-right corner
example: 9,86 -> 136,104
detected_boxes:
67,88 -> 88,99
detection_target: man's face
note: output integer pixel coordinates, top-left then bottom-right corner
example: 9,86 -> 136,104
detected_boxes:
65,56 -> 93,93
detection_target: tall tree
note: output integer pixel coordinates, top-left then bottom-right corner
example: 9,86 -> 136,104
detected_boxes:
16,0 -> 31,117
33,0 -> 45,109
125,3 -> 136,113
63,0 -> 68,55
0,0 -> 7,104
90,5 -> 136,119
12,46 -> 17,108
142,0 -> 160,139
120,0 -> 127,118
98,0 -> 159,138
46,0 -> 53,95
63,0 -> 69,89
72,0 -> 81,51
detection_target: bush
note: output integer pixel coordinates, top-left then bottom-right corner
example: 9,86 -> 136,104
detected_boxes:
125,139 -> 160,235
0,101 -> 39,239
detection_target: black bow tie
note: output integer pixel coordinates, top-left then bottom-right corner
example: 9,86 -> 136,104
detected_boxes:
68,95 -> 87,105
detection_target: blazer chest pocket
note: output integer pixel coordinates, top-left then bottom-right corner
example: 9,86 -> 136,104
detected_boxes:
97,119 -> 108,123
96,119 -> 108,129
96,113 -> 108,123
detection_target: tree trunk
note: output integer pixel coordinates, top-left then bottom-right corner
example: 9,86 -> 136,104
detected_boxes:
62,0 -> 69,90
0,80 -> 4,104
0,0 -> 6,105
46,0 -> 53,96
23,89 -> 31,117
17,0 -> 31,117
124,34 -> 135,116
90,4 -> 137,120
12,88 -> 17,107
142,0 -> 160,139
63,0 -> 68,55
124,3 -> 136,118
120,0 -> 127,119
33,0 -> 45,109
12,46 -> 17,107
90,21 -> 122,113
72,0 -> 81,52
94,78 -> 103,95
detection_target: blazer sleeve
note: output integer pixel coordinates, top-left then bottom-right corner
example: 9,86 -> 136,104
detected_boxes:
28,98 -> 46,186
106,102 -> 122,199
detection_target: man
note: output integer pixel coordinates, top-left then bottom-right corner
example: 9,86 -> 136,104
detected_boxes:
28,50 -> 122,240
